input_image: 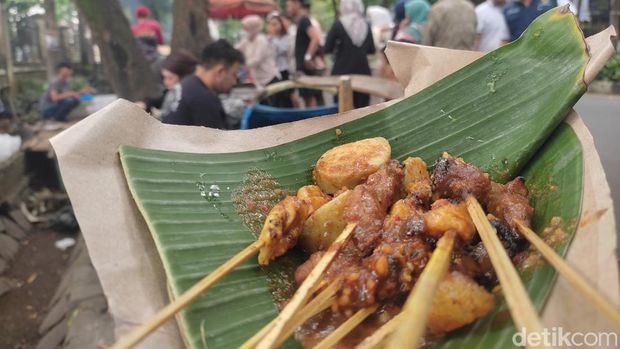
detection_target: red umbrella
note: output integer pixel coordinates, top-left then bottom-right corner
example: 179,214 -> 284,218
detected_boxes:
209,0 -> 279,20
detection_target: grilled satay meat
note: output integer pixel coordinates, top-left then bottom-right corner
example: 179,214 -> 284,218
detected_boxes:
279,149 -> 533,347
427,271 -> 495,336
257,185 -> 330,265
403,157 -> 432,206
432,153 -> 491,203
487,177 -> 534,230
294,162 -> 404,284
335,199 -> 430,312
343,160 -> 404,256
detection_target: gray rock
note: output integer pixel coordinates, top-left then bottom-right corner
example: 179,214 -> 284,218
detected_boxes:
9,209 -> 32,232
0,258 -> 7,274
1,217 -> 27,240
0,233 -> 19,261
49,271 -> 71,308
35,318 -> 68,349
0,276 -> 22,297
63,297 -> 114,349
69,282 -> 104,304
39,293 -> 70,334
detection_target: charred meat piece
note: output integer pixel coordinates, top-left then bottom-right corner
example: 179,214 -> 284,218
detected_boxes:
465,242 -> 497,289
486,177 -> 534,231
402,157 -> 432,206
490,219 -> 528,257
449,240 -> 488,280
343,160 -> 404,256
382,198 -> 426,238
431,153 -> 491,203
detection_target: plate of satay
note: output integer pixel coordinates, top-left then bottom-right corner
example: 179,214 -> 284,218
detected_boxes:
101,7 -> 619,349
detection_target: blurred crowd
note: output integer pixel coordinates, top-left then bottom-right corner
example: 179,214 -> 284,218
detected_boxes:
39,0 -> 588,128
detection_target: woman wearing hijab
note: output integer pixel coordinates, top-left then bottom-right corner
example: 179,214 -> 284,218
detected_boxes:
324,0 -> 376,108
236,15 -> 281,105
395,0 -> 431,43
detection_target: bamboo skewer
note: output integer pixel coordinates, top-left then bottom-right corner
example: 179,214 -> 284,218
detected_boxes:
314,305 -> 379,349
465,196 -> 549,349
239,282 -> 339,349
356,313 -> 402,349
110,240 -> 264,349
386,230 -> 456,349
516,220 -> 620,330
356,231 -> 457,349
256,223 -> 357,349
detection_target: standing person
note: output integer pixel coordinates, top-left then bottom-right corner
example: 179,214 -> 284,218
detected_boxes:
236,15 -> 282,107
475,0 -> 510,51
324,0 -> 376,108
503,0 -> 557,42
132,5 -> 164,84
131,5 -> 163,45
394,0 -> 431,43
163,40 -> 244,128
422,0 -> 477,50
286,0 -> 324,107
391,0 -> 410,39
39,63 -> 91,121
267,12 -> 295,107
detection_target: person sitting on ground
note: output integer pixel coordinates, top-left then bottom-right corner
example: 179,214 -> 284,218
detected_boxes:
141,51 -> 197,117
0,99 -> 11,119
39,63 -> 91,122
162,40 -> 244,128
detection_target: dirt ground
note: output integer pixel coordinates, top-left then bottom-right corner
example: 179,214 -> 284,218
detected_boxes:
0,229 -> 74,349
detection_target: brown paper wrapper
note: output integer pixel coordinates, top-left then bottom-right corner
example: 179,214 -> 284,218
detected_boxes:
51,27 -> 618,348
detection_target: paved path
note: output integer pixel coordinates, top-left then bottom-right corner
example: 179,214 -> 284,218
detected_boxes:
574,93 -> 620,232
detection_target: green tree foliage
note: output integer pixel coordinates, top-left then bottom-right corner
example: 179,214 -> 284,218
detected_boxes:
6,0 -> 73,23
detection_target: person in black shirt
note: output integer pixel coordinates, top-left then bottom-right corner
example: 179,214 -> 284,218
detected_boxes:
286,0 -> 324,107
163,40 -> 244,128
324,0 -> 376,108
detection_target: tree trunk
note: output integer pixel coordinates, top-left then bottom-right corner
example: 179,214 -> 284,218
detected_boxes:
171,0 -> 211,59
612,0 -> 620,47
77,13 -> 94,65
43,0 -> 63,80
332,0 -> 339,17
73,0 -> 159,101
0,0 -> 16,115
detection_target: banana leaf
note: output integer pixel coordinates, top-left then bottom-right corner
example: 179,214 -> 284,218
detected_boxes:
120,8 -> 588,349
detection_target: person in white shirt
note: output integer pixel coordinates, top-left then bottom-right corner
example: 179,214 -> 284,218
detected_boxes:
557,0 -> 591,22
475,0 -> 510,52
236,15 -> 281,89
